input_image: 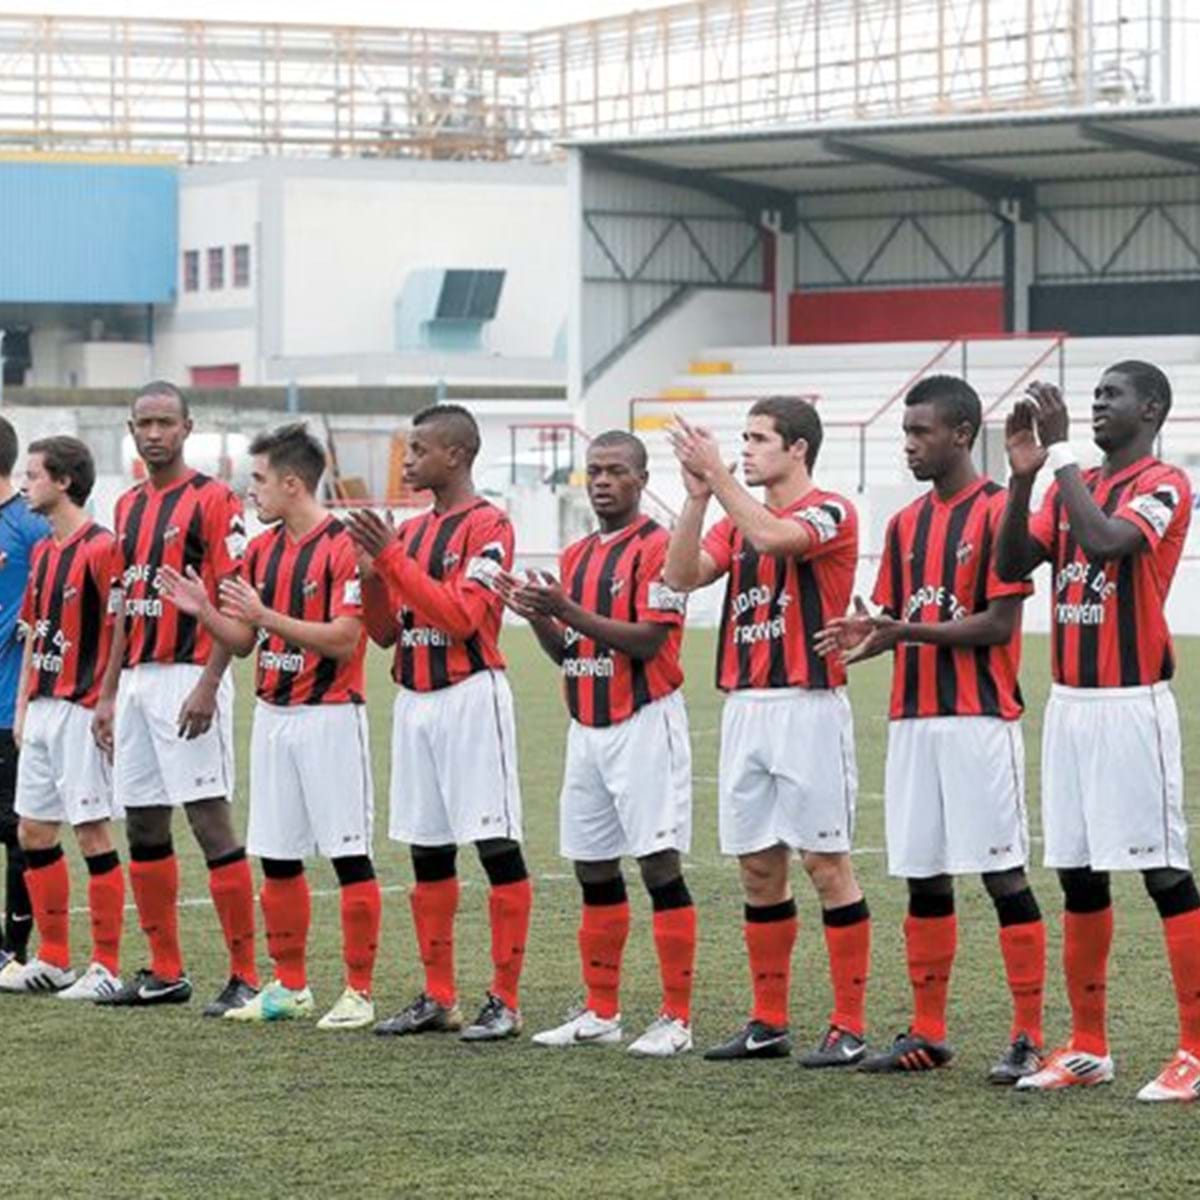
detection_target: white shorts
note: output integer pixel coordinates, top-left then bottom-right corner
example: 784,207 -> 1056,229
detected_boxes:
15,698 -> 119,826
247,701 -> 374,861
1042,682 -> 1189,872
560,690 -> 692,862
884,716 -> 1028,878
718,687 -> 857,856
115,663 -> 235,809
389,670 -> 522,846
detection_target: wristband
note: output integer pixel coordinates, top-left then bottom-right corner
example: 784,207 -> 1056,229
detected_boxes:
1045,442 -> 1078,473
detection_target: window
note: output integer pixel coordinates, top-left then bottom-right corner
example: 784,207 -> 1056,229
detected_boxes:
207,246 -> 225,290
233,243 -> 251,288
183,250 -> 199,292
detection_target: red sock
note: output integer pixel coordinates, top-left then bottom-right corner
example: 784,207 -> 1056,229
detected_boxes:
1063,907 -> 1113,1056
208,854 -> 258,987
999,919 -> 1047,1047
25,851 -> 71,970
86,855 -> 125,976
744,902 -> 798,1029
653,905 -> 697,1023
260,872 -> 311,990
580,899 -> 630,1020
341,878 -> 382,995
905,914 -> 957,1043
129,853 -> 183,980
489,878 -> 532,1010
411,878 -> 459,1006
1163,909 -> 1200,1056
823,902 -> 871,1038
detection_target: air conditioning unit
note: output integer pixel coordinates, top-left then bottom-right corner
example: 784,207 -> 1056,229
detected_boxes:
395,268 -> 506,352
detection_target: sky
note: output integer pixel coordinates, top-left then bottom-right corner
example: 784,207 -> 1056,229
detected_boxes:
0,1 -> 673,29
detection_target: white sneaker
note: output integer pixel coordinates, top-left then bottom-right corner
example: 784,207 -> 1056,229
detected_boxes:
317,987 -> 375,1031
531,1007 -> 622,1048
628,1014 -> 693,1058
58,962 -> 123,1002
0,955 -> 24,989
1015,1046 -> 1115,1091
0,957 -> 77,994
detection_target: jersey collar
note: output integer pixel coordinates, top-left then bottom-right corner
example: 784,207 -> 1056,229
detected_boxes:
52,518 -> 95,549
1096,454 -> 1156,489
929,476 -> 990,509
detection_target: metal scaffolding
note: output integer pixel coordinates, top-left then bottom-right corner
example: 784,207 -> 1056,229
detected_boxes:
0,1 -> 1181,163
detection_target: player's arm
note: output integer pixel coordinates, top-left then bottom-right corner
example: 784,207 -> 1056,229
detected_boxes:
158,565 -> 257,657
13,626 -> 33,749
357,549 -> 397,649
218,575 -> 361,662
995,400 -> 1052,581
92,547 -> 126,759
894,595 -> 1024,648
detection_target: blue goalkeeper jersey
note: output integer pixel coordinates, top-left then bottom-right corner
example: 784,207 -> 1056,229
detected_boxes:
0,492 -> 50,728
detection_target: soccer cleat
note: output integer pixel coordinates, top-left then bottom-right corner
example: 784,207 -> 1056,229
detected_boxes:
628,1014 -> 693,1058
460,993 -> 523,1042
531,1007 -> 622,1048
374,992 -> 464,1037
58,963 -> 122,1002
798,1024 -> 868,1069
94,968 -> 193,1007
859,1030 -> 954,1073
202,976 -> 259,1018
988,1033 -> 1044,1086
224,979 -> 314,1023
703,1020 -> 792,1061
1014,1046 -> 1114,1091
0,957 -> 77,994
317,987 -> 375,1032
1136,1050 -> 1200,1103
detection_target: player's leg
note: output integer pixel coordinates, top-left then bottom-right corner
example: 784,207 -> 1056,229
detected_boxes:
316,855 -> 381,1031
4,817 -> 75,992
0,728 -> 32,976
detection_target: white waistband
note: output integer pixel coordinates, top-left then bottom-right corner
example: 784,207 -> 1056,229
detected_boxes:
1050,681 -> 1171,702
726,686 -> 846,702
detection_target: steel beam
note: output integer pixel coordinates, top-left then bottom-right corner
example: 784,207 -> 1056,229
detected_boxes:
1078,121 -> 1200,171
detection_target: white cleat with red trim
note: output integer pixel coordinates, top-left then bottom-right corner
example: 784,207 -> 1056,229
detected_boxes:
1015,1046 -> 1114,1091
1137,1049 -> 1200,1103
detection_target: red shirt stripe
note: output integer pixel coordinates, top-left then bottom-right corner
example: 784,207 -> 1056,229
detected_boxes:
20,521 -> 114,708
873,479 -> 1031,720
245,517 -> 365,706
559,517 -> 685,727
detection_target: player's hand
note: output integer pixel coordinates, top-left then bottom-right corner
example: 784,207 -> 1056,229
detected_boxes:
345,508 -> 398,561
92,695 -> 116,762
679,462 -> 713,501
668,416 -> 729,483
12,708 -> 24,751
177,679 -> 217,740
1026,380 -> 1069,447
494,569 -> 538,619
815,596 -> 874,658
158,565 -> 211,617
513,569 -> 568,619
1005,400 -> 1048,479
218,574 -> 266,625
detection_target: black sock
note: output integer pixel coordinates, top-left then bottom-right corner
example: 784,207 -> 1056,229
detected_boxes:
4,844 -> 32,960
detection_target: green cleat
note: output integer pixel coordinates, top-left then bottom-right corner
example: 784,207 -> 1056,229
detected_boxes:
224,979 -> 314,1023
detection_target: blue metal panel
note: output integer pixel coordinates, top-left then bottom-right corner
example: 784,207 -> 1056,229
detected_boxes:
0,161 -> 178,303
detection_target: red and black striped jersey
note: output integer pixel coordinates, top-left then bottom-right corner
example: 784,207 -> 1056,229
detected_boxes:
245,517 -> 365,706
559,517 -> 686,728
376,498 -> 511,692
1029,456 -> 1191,688
873,479 -> 1031,721
19,521 -> 114,708
113,471 -> 246,668
703,488 -> 857,691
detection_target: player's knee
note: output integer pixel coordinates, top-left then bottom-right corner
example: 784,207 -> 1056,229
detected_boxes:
907,874 -> 955,917
981,866 -> 1030,901
125,806 -> 173,852
1058,867 -> 1111,913
73,820 -> 114,859
1143,868 -> 1200,918
574,858 -> 622,888
476,838 -> 528,887
184,798 -> 239,860
333,855 -> 375,887
738,848 -> 790,904
800,850 -> 855,899
16,817 -> 59,853
636,849 -> 682,893
261,857 -> 304,879
411,843 -> 457,882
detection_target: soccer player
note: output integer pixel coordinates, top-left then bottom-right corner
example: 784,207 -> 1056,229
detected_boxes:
0,416 -> 49,984
92,381 -> 259,1013
0,438 -> 125,999
816,376 -> 1046,1081
159,422 -> 381,1030
996,365 -> 1200,1102
498,431 -> 697,1057
346,404 -> 532,1043
664,398 -> 872,1064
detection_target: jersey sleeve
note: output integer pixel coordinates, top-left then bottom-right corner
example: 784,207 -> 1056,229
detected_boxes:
635,534 -> 687,627
330,534 -> 364,619
1114,466 -> 1192,552
1028,480 -> 1059,551
986,494 -> 1035,600
460,507 -> 515,607
205,486 -> 248,581
701,516 -> 735,577
872,514 -> 901,617
792,495 -> 856,562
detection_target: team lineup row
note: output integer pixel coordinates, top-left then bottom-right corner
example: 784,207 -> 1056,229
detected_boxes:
0,365 -> 1197,1102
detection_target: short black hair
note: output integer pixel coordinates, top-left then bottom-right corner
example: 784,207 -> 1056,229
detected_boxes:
28,436 -> 96,505
249,422 -> 327,493
0,416 -> 16,477
132,380 -> 189,419
412,403 -> 481,465
905,374 -> 982,447
1106,359 -> 1173,428
589,430 -> 647,472
748,396 -> 823,469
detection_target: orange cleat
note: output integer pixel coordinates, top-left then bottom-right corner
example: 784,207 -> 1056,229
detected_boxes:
1137,1050 -> 1200,1103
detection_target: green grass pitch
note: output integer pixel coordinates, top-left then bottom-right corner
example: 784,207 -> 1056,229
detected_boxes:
3,632 -> 1198,1198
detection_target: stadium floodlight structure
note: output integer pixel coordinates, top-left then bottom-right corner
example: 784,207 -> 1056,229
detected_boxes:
0,1 -> 1185,163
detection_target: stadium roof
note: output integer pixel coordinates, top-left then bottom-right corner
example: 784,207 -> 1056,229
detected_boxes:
568,104 -> 1200,206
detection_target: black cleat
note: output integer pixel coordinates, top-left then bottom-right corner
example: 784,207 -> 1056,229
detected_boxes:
94,968 -> 193,1008
374,992 -> 464,1037
460,993 -> 523,1042
202,975 -> 259,1018
798,1024 -> 868,1069
988,1033 -> 1043,1085
703,1020 -> 792,1061
859,1030 -> 953,1073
